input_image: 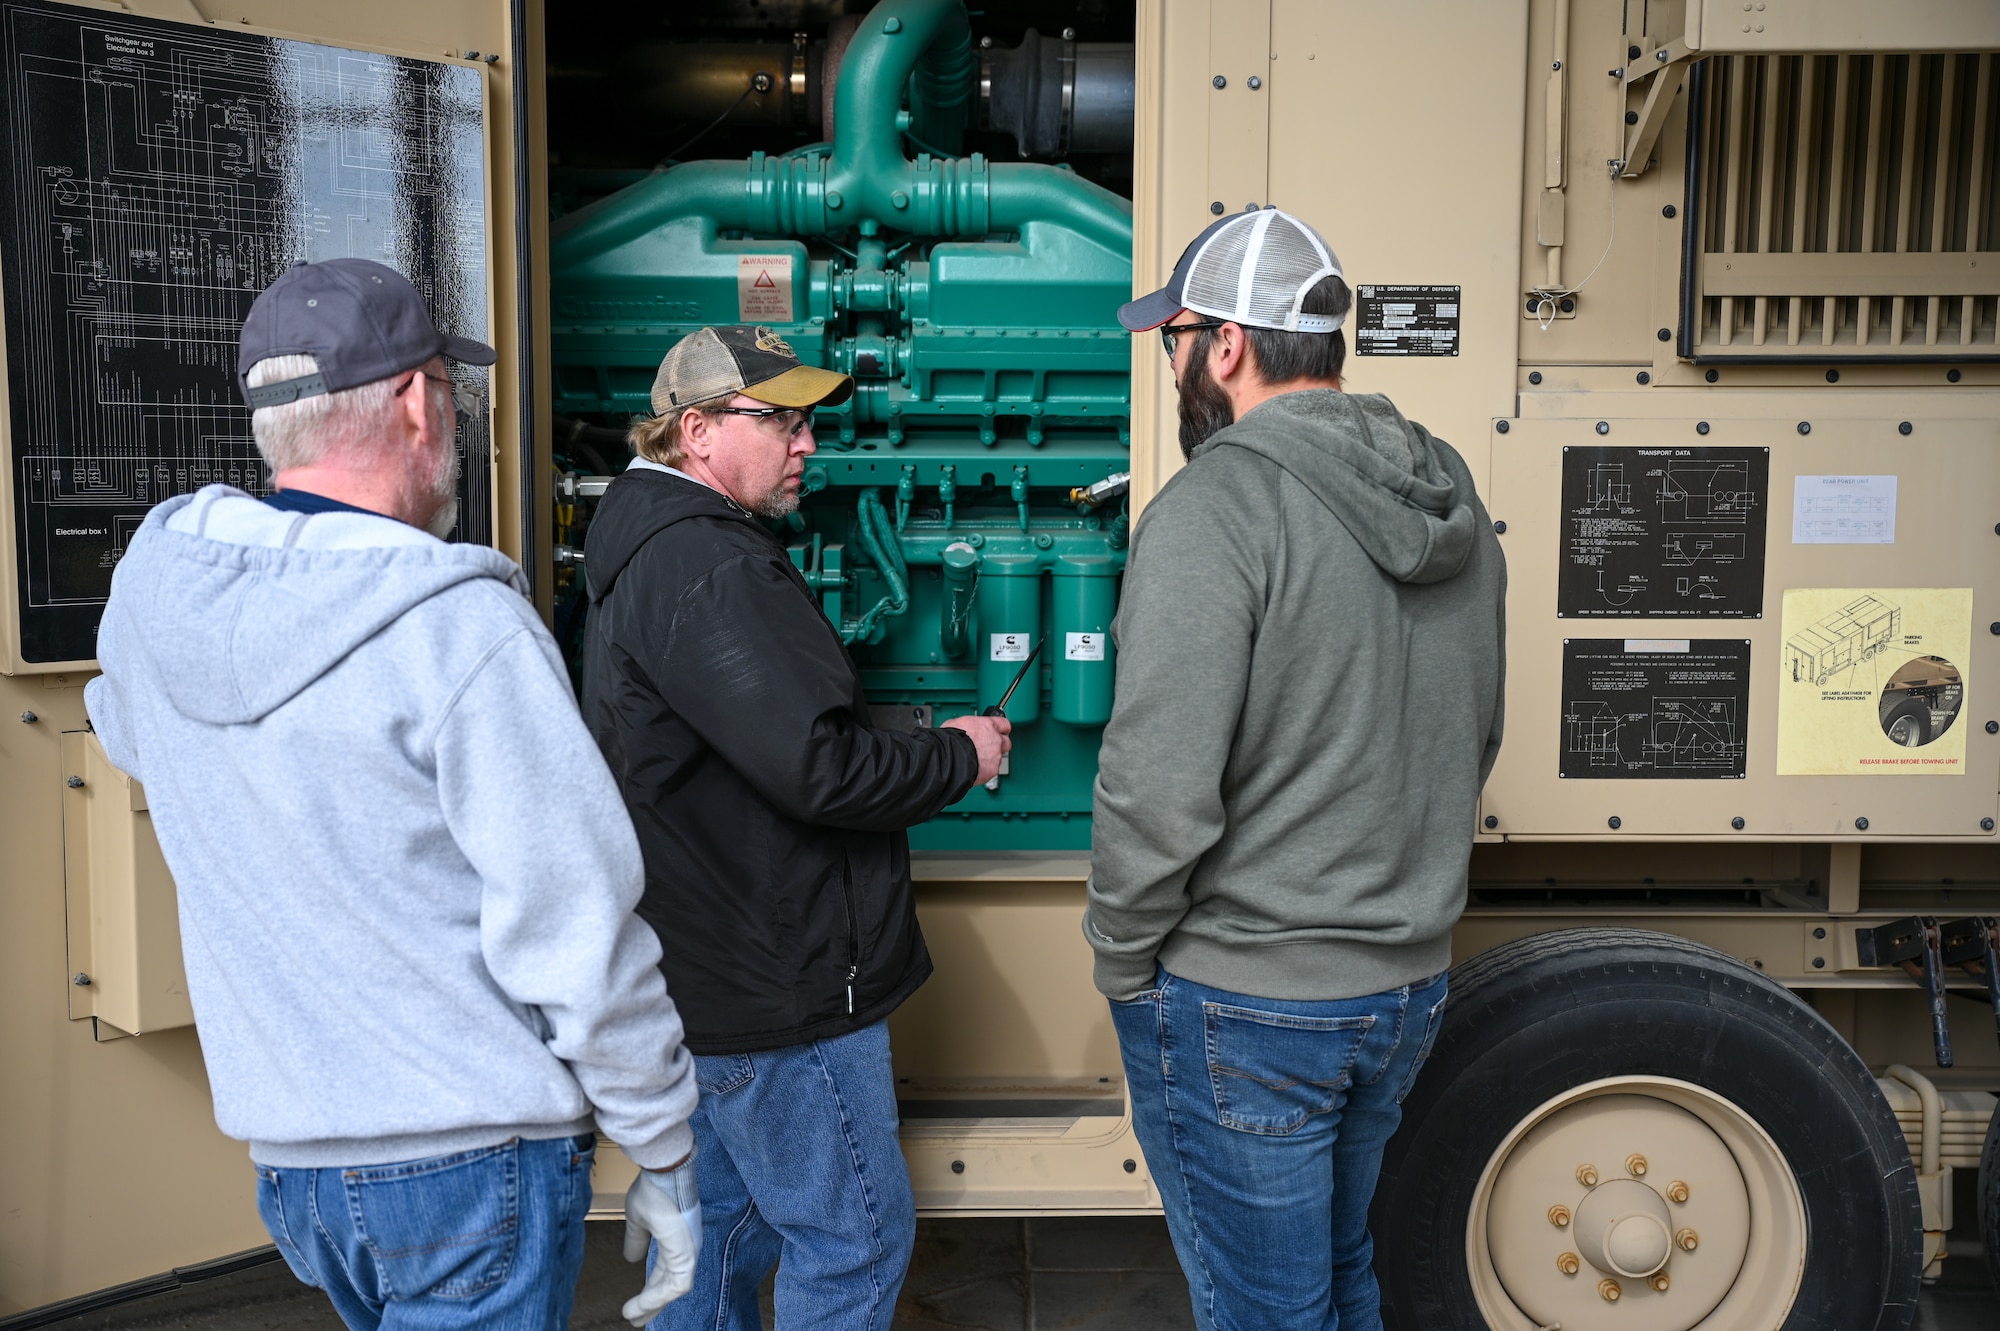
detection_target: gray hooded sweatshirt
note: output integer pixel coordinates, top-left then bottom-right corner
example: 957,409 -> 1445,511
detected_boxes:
1086,390 -> 1506,1002
85,487 -> 696,1168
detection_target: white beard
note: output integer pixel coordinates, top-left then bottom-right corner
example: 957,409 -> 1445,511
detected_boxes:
424,495 -> 460,540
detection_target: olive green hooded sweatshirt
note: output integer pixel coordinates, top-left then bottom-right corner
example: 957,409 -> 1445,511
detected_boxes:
1085,389 -> 1506,1001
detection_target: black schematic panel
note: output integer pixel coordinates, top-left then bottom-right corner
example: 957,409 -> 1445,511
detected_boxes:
1556,446 -> 1769,620
0,0 -> 490,663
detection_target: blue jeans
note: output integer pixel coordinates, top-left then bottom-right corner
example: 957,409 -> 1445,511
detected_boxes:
1110,968 -> 1449,1331
254,1133 -> 596,1330
652,1019 -> 914,1331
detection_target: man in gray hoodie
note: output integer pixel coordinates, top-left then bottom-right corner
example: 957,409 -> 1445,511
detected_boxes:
86,260 -> 701,1331
1088,210 -> 1506,1331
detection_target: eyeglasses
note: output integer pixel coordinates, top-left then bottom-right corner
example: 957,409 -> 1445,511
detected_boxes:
1159,320 -> 1228,359
394,367 -> 450,398
715,405 -> 812,440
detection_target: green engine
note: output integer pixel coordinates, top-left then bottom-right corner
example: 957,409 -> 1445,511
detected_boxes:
548,0 -> 1134,851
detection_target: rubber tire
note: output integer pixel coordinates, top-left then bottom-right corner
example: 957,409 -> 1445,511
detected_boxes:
1882,697 -> 1932,747
1982,1098 -> 2000,1296
1372,928 -> 1923,1331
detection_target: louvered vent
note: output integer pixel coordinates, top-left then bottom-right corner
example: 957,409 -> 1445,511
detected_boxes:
1682,52 -> 1999,361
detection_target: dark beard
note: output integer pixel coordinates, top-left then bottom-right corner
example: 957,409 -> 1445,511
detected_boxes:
1175,334 -> 1237,459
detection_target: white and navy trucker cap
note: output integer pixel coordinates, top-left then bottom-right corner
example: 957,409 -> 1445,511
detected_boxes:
1118,208 -> 1345,334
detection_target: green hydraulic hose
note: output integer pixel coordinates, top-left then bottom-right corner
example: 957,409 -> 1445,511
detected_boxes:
847,488 -> 911,645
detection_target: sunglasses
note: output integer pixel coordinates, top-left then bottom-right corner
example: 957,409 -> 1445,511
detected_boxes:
714,405 -> 812,440
1159,320 -> 1228,359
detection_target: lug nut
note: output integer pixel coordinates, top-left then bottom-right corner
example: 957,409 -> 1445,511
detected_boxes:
1667,1180 -> 1690,1203
1556,1252 -> 1581,1275
1676,1228 -> 1699,1251
1576,1163 -> 1599,1187
1651,1272 -> 1671,1292
1548,1204 -> 1571,1227
1599,1279 -> 1622,1302
1625,1153 -> 1648,1176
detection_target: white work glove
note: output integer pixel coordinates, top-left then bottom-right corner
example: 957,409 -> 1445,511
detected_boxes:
622,1158 -> 702,1327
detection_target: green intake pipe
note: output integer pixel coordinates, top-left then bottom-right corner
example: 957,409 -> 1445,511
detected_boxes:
550,0 -> 1130,269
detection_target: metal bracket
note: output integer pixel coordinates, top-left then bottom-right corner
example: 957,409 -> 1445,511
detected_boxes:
1939,916 -> 2000,1051
1615,39 -> 1695,179
1855,916 -> 1954,1067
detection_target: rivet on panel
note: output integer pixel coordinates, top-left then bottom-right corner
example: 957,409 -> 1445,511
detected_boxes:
1666,1180 -> 1690,1203
1651,1273 -> 1671,1292
1676,1228 -> 1699,1251
1557,1252 -> 1581,1275
1548,1205 -> 1571,1227
1599,1279 -> 1622,1302
1576,1163 -> 1599,1187
1625,1154 -> 1647,1176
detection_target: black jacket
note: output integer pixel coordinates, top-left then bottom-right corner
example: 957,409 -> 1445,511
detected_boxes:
580,468 -> 979,1054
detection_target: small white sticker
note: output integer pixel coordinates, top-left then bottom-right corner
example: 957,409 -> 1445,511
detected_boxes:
1065,632 -> 1106,662
990,633 -> 1030,662
1793,475 -> 1896,544
737,254 -> 794,322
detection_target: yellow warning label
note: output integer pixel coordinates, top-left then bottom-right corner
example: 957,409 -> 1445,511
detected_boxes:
1776,588 -> 1972,775
737,253 -> 794,322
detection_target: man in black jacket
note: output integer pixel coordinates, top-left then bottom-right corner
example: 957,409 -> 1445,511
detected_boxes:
581,324 -> 1009,1331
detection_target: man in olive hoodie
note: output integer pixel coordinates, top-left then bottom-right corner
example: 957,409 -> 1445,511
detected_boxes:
1087,210 -> 1506,1331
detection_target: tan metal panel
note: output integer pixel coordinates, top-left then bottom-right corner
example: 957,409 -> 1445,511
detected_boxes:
1266,0 -> 1529,484
1127,0 -> 1224,512
1519,0 -> 1677,368
1694,0 -> 2000,54
59,731 -> 193,1038
1704,252 -> 2000,298
1131,1 -> 1526,505
1482,413 -> 2000,839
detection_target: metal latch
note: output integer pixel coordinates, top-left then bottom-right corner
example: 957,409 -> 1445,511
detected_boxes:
1856,915 -> 2000,1068
1855,916 -> 1953,1067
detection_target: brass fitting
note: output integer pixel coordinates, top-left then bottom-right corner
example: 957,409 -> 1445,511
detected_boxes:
1676,1228 -> 1699,1251
1650,1272 -> 1671,1292
1548,1204 -> 1571,1227
1576,1163 -> 1600,1187
1556,1251 -> 1581,1276
1625,1153 -> 1648,1176
1666,1180 -> 1690,1203
1599,1278 -> 1622,1302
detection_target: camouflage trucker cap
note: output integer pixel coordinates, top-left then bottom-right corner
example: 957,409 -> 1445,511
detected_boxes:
650,325 -> 854,413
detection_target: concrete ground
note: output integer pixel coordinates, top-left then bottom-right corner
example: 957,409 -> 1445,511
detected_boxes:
39,1213 -> 2000,1330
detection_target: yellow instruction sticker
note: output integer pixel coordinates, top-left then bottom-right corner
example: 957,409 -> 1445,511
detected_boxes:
1777,588 -> 1972,775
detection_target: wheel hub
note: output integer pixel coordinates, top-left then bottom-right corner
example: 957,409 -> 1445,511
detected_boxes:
1574,1178 -> 1674,1278
1471,1079 -> 1805,1331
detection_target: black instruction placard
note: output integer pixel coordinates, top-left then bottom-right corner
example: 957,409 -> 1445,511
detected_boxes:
1557,446 -> 1768,619
1354,284 -> 1459,356
1,1 -> 492,662
1560,639 -> 1751,779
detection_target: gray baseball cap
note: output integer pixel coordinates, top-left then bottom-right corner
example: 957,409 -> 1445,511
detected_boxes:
237,259 -> 496,408
1119,208 -> 1345,334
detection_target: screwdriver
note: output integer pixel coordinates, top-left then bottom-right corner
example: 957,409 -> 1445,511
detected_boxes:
982,639 -> 1041,791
